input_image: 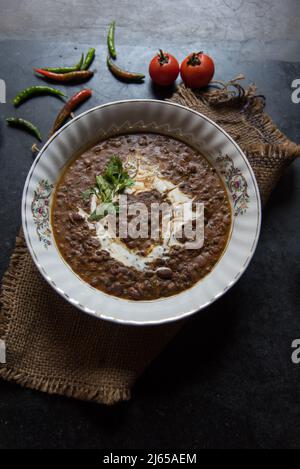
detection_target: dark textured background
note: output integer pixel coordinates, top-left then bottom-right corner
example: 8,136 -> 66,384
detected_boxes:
0,0 -> 300,449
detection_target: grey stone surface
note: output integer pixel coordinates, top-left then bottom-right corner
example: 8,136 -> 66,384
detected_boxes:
0,0 -> 298,41
0,0 -> 300,450
0,0 -> 300,61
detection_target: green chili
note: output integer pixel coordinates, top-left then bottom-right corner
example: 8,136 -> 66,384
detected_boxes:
107,56 -> 145,82
43,53 -> 84,74
107,21 -> 117,59
6,117 -> 42,141
13,85 -> 66,107
76,52 -> 84,70
82,48 -> 95,70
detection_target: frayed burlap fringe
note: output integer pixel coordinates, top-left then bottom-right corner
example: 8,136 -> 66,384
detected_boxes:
170,77 -> 300,204
0,234 -> 26,338
1,76 -> 299,405
0,366 -> 131,405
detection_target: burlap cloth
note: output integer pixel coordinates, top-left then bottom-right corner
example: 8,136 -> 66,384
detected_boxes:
1,76 -> 300,405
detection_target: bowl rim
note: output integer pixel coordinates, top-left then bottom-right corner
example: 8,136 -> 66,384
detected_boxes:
22,98 -> 262,326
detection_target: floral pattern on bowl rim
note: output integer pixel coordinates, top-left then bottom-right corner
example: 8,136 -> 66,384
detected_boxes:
31,179 -> 53,248
216,154 -> 250,216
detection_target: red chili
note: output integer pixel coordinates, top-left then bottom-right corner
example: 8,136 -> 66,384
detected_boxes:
50,89 -> 92,135
34,68 -> 93,83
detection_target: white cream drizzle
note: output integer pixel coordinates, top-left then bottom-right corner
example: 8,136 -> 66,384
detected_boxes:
78,153 -> 200,272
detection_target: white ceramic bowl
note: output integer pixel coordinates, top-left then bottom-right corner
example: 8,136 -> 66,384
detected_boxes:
22,99 -> 261,325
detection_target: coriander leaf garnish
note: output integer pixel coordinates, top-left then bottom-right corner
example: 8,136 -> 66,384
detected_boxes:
95,175 -> 114,202
82,187 -> 97,201
104,156 -> 134,192
89,202 -> 118,221
82,155 -> 134,220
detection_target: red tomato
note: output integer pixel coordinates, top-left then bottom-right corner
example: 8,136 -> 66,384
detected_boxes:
180,52 -> 215,89
149,50 -> 179,86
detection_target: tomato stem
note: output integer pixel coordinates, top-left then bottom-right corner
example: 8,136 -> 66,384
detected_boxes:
158,49 -> 169,65
187,52 -> 203,66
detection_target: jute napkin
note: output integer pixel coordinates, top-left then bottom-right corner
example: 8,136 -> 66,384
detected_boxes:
1,77 -> 299,405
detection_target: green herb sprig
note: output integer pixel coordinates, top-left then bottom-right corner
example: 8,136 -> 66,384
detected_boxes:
82,155 -> 134,221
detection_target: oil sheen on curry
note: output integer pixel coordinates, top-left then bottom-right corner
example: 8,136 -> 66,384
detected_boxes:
52,133 -> 232,300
